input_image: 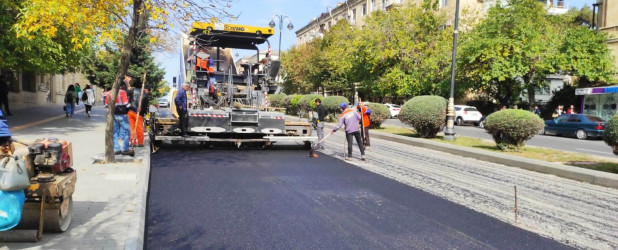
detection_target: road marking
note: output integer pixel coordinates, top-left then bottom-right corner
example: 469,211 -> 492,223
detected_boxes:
10,109 -> 86,132
575,148 -> 614,156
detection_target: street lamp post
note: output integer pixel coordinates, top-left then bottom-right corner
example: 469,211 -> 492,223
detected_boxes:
269,15 -> 294,61
444,0 -> 461,141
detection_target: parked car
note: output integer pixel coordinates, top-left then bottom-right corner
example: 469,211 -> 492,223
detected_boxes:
158,97 -> 170,108
541,114 -> 606,140
454,105 -> 483,126
384,104 -> 401,118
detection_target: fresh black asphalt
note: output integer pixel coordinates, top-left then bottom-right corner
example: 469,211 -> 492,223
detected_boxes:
145,144 -> 570,250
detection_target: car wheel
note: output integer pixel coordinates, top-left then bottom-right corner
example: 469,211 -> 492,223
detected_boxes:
456,117 -> 463,126
576,129 -> 587,140
539,127 -> 545,135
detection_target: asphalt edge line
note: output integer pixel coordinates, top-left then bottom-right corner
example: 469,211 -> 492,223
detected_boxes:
10,109 -> 86,132
324,123 -> 618,189
125,141 -> 151,250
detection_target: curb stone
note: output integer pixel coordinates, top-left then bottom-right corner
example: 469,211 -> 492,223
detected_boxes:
325,123 -> 618,189
124,143 -> 151,250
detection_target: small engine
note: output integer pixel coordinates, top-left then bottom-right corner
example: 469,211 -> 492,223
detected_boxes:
27,138 -> 71,174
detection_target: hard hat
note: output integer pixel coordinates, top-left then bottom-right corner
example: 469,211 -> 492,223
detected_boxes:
366,109 -> 372,115
340,102 -> 348,109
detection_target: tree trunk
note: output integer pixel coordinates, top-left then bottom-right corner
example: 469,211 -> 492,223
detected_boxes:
523,73 -> 535,108
105,0 -> 144,163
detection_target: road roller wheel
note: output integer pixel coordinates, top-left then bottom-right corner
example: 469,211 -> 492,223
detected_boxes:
45,196 -> 73,232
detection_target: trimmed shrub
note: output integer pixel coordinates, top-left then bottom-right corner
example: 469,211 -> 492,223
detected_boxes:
398,96 -> 447,138
603,114 -> 618,155
282,94 -> 302,115
299,94 -> 323,114
268,94 -> 286,108
484,109 -> 544,151
323,96 -> 349,116
365,103 -> 390,129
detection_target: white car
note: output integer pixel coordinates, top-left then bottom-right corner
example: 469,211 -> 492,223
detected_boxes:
384,104 -> 401,118
158,98 -> 170,108
454,105 -> 483,126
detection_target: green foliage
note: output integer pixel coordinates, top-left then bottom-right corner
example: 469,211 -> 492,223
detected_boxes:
365,103 -> 390,128
398,96 -> 447,138
603,114 -> 618,155
282,94 -> 302,115
558,27 -> 616,86
323,96 -> 350,116
268,94 -> 286,108
484,109 -> 544,151
298,94 -> 322,113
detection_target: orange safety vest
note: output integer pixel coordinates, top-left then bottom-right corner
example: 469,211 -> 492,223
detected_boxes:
340,108 -> 355,118
359,105 -> 370,128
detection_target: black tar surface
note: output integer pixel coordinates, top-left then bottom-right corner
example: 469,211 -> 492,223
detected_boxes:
145,144 -> 570,250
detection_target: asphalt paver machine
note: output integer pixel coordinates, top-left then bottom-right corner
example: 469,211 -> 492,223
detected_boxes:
0,138 -> 76,242
150,22 -> 316,149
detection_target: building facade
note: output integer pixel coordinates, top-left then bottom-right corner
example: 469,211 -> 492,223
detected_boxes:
595,0 -> 618,74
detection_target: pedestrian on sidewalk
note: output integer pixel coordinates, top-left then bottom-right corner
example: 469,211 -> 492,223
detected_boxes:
0,75 -> 11,116
64,85 -> 77,117
106,76 -> 133,156
567,105 -> 576,114
533,105 -> 541,116
128,82 -> 149,147
75,83 -> 83,107
83,85 -> 95,117
357,102 -> 372,148
314,98 -> 326,149
331,102 -> 366,161
175,83 -> 190,137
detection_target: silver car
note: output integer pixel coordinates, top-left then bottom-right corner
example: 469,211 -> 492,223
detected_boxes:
158,98 -> 170,108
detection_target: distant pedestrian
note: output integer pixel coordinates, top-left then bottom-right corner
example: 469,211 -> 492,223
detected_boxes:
501,106 -> 506,110
567,105 -> 576,114
357,102 -> 372,148
533,105 -> 541,116
106,75 -> 133,156
0,75 -> 11,116
331,102 -> 366,161
75,83 -> 82,105
83,85 -> 95,117
314,98 -> 326,149
175,83 -> 190,137
64,85 -> 77,117
102,88 -> 110,108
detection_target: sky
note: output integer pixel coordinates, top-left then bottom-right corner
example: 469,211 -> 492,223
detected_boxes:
155,0 -> 595,88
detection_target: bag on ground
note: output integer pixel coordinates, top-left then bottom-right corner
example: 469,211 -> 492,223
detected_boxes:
0,156 -> 31,191
0,189 -> 25,231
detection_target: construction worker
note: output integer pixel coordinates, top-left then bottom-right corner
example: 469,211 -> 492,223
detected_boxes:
331,102 -> 366,161
357,102 -> 372,148
105,76 -> 133,156
175,83 -> 190,137
314,98 -> 326,149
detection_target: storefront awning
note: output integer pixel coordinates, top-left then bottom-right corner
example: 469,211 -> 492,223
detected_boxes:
575,86 -> 618,95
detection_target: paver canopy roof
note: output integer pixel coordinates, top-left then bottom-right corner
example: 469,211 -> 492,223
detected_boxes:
190,22 -> 274,50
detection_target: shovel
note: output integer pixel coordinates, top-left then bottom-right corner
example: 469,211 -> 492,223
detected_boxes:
309,131 -> 335,158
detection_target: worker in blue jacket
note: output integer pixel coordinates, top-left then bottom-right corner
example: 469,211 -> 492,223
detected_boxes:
174,83 -> 190,137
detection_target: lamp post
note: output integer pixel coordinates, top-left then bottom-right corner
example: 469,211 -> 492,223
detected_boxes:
444,0 -> 461,141
269,15 -> 294,61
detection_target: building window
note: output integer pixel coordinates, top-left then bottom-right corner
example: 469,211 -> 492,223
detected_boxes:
22,71 -> 36,92
328,21 -> 332,28
440,0 -> 447,8
382,0 -> 386,9
362,4 -> 367,15
352,9 -> 357,24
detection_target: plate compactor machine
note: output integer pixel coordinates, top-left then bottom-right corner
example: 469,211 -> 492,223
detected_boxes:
150,22 -> 316,150
0,138 -> 76,242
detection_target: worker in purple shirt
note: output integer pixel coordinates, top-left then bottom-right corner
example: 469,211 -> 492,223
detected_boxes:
331,102 -> 366,161
174,83 -> 190,137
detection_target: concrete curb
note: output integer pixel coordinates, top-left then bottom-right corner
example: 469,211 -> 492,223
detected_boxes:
124,143 -> 151,250
325,123 -> 618,189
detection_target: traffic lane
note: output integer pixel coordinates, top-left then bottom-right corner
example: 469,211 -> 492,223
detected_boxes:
383,119 -> 614,157
146,145 -> 568,250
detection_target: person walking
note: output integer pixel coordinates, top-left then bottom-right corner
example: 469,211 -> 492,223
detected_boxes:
357,102 -> 372,148
314,98 -> 326,149
331,102 -> 366,161
175,83 -> 190,137
64,85 -> 77,117
83,85 -> 95,117
0,75 -> 11,116
106,76 -> 133,156
533,105 -> 541,116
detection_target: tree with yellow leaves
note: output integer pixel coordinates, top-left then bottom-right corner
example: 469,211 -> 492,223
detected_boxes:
15,0 -> 233,162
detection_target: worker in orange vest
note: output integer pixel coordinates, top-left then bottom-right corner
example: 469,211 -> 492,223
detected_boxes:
357,102 -> 372,148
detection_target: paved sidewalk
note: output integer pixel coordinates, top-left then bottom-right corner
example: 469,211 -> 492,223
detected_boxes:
1,105 -> 150,250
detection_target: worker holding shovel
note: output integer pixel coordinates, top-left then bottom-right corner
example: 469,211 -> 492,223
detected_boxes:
331,102 -> 366,161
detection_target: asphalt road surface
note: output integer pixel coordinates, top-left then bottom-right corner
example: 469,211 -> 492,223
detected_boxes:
383,119 -> 615,157
145,145 -> 568,249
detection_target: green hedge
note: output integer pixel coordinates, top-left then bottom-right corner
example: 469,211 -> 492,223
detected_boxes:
398,96 -> 447,138
603,114 -> 618,155
365,103 -> 390,129
282,94 -> 302,115
484,109 -> 544,151
299,94 -> 323,114
323,96 -> 349,117
268,93 -> 286,108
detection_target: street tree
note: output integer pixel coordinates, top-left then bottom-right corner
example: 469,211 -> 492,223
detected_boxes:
15,0 -> 232,162
458,0 -> 562,107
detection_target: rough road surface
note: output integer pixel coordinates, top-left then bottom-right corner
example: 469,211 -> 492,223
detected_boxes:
146,144 -> 568,249
319,130 -> 618,249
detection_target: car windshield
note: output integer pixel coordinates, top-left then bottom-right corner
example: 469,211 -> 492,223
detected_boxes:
392,105 -> 400,108
585,115 -> 606,122
464,107 -> 478,111
158,98 -> 167,101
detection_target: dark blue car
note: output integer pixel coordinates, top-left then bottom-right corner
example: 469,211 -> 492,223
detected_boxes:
542,114 -> 606,140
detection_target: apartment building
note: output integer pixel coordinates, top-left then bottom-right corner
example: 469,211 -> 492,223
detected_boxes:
595,0 -> 618,72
